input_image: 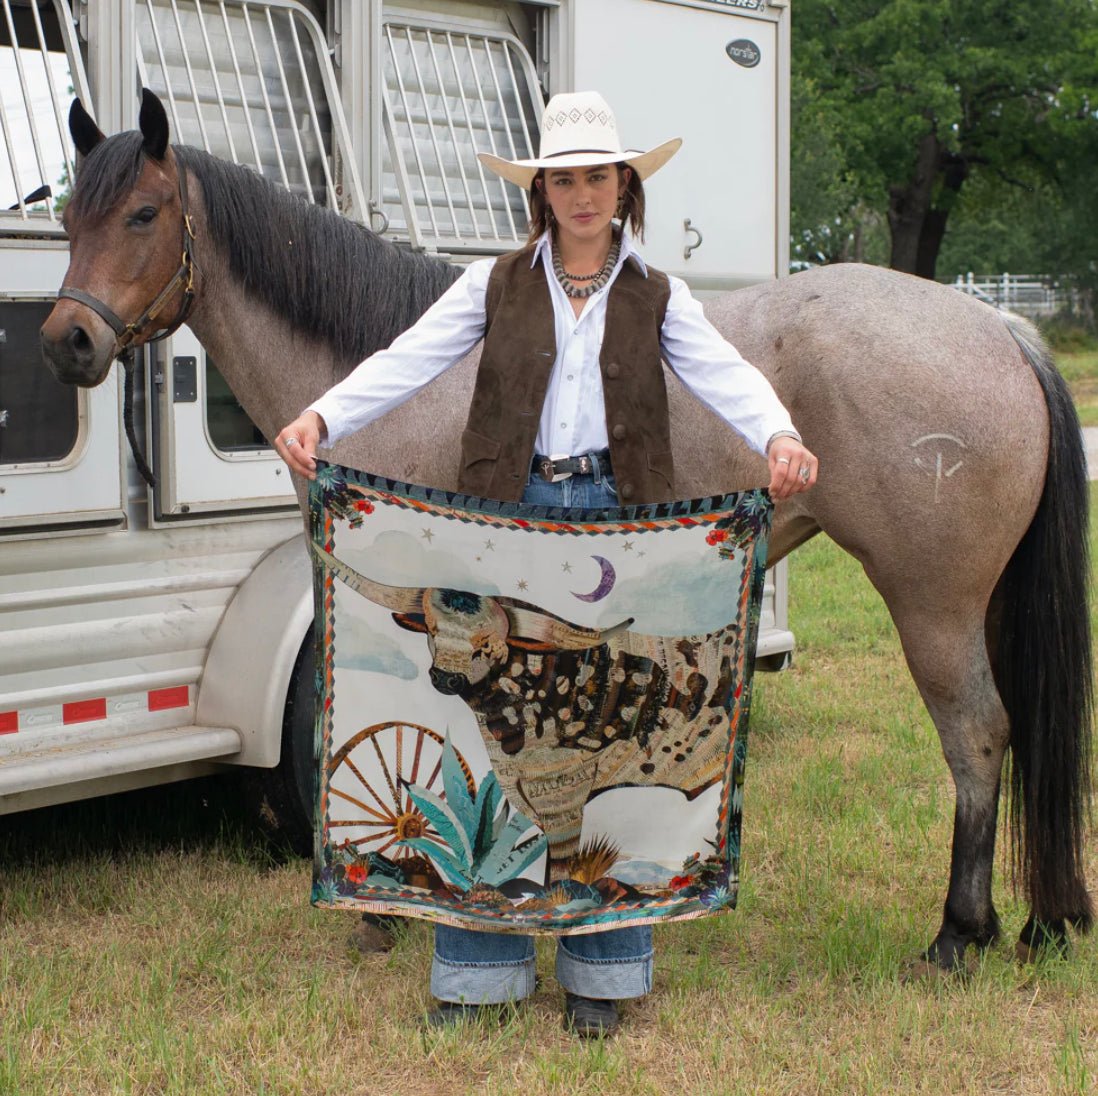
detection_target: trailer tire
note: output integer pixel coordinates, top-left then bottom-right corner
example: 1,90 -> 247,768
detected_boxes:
245,624 -> 316,856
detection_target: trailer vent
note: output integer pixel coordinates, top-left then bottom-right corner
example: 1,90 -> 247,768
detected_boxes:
381,21 -> 542,253
136,0 -> 367,220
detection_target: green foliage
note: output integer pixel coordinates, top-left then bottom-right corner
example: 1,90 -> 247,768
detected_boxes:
1039,315 -> 1098,355
791,0 -> 1098,276
397,734 -> 546,891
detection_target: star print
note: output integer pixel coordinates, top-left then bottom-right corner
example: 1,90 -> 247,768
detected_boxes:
561,561 -> 573,573
517,579 -> 529,591
638,551 -> 646,558
421,528 -> 435,542
484,538 -> 496,551
623,541 -> 635,552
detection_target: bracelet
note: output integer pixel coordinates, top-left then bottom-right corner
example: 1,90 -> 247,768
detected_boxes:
765,429 -> 802,453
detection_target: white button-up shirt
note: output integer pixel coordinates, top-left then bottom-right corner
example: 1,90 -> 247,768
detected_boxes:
308,232 -> 795,457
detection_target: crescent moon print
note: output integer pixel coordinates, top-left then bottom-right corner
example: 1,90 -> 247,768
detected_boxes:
571,555 -> 616,602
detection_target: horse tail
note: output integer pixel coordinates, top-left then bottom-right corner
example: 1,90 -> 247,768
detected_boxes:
998,311 -> 1093,930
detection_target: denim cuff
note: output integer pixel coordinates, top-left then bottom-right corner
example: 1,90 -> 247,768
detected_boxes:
555,937 -> 654,1000
430,948 -> 537,1005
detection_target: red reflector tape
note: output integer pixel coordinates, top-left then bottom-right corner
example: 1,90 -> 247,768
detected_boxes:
148,686 -> 189,712
63,698 -> 107,724
0,711 -> 17,734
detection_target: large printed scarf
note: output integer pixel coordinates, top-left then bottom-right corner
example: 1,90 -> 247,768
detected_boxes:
309,461 -> 771,934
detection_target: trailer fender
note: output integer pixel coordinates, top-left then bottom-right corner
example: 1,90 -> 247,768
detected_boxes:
196,532 -> 313,767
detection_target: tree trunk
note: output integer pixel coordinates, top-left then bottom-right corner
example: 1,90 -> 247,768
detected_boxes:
916,208 -> 950,279
888,132 -> 941,275
888,135 -> 971,281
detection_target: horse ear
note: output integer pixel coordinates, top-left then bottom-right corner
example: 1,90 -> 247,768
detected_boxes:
69,98 -> 105,158
138,88 -> 169,161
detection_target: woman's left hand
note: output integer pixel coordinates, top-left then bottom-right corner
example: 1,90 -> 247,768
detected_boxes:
767,437 -> 818,500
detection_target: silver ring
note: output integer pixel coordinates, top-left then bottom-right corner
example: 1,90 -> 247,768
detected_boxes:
798,465 -> 810,483
285,437 -> 299,448
776,457 -> 790,465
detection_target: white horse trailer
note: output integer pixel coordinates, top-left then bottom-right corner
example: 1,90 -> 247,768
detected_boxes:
0,0 -> 792,840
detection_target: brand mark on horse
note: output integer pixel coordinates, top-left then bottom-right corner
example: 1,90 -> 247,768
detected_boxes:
911,433 -> 967,503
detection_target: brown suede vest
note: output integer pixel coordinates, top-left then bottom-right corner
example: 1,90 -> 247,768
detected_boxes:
457,244 -> 674,505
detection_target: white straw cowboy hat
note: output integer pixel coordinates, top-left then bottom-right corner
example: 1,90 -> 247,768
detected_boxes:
478,91 -> 682,190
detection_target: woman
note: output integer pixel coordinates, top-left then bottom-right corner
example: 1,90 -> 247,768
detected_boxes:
277,91 -> 817,1036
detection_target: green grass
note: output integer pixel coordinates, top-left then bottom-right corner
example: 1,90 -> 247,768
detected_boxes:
1,500 -> 1097,1094
1059,348 -> 1098,426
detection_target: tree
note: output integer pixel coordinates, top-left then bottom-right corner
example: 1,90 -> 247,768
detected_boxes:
793,0 -> 1098,279
790,75 -> 889,266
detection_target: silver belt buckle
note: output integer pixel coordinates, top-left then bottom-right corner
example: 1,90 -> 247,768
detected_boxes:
547,452 -> 572,483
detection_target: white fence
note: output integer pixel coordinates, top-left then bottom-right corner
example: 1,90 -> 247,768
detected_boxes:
951,272 -> 1075,318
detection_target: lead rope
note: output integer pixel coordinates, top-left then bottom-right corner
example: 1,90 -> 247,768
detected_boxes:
120,349 -> 156,488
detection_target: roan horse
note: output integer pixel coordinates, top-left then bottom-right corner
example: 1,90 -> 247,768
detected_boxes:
40,91 -> 1092,974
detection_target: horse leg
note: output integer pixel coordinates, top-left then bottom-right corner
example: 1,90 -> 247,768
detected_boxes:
884,606 -> 1010,973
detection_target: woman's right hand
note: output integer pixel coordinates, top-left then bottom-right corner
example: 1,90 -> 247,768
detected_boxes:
275,411 -> 326,480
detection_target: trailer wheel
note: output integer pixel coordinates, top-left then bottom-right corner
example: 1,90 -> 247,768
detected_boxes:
245,624 -> 316,856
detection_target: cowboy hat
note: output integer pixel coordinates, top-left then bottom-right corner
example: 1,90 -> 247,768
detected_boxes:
478,91 -> 682,190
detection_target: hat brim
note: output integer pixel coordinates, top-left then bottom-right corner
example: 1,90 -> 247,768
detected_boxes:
478,137 -> 682,190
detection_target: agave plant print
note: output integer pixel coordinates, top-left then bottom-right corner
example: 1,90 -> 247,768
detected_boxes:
309,461 -> 772,933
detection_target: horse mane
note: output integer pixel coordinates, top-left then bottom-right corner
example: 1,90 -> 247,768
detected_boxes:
68,132 -> 463,370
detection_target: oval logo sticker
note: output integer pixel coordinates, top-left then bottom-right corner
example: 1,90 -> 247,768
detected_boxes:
725,39 -> 761,68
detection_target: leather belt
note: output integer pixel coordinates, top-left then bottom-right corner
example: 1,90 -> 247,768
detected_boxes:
533,449 -> 611,483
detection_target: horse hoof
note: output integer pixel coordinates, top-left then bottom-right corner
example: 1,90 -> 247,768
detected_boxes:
1014,937 -> 1069,966
900,952 -> 977,983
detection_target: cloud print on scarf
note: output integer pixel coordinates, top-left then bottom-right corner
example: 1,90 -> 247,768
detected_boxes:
596,551 -> 743,635
342,530 -> 501,595
333,609 -> 420,679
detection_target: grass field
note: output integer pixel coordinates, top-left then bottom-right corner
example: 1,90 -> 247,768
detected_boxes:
1057,349 -> 1098,426
1,497 -> 1097,1094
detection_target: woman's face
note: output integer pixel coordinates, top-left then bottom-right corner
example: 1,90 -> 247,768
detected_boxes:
539,164 -> 630,247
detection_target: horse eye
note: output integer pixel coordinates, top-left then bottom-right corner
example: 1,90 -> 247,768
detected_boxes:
129,206 -> 158,226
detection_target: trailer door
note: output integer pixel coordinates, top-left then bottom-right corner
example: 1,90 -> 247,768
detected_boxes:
572,0 -> 787,286
0,1 -> 124,534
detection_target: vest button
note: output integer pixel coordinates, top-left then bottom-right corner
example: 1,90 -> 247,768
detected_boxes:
611,423 -> 627,440
621,483 -> 635,499
606,362 -> 621,379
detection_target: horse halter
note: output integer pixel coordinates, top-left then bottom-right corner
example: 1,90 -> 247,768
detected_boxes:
58,165 -> 198,358
57,163 -> 198,489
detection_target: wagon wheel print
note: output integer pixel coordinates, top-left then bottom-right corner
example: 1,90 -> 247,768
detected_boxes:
326,722 -> 476,862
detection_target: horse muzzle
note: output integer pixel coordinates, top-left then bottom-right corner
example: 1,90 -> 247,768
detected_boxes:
39,302 -> 117,387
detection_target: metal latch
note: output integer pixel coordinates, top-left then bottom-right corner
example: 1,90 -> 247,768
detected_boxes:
173,356 -> 198,403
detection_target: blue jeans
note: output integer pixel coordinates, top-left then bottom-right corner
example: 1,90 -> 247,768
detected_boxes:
431,464 -> 653,1004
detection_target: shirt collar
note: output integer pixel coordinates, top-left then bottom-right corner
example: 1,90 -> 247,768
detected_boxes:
530,229 -> 648,278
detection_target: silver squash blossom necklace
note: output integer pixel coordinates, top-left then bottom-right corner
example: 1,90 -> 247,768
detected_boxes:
552,233 -> 621,299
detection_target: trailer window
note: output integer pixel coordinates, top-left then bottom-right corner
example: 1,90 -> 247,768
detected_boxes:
381,20 -> 542,253
205,358 -> 269,452
0,0 -> 86,235
0,300 -> 80,466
